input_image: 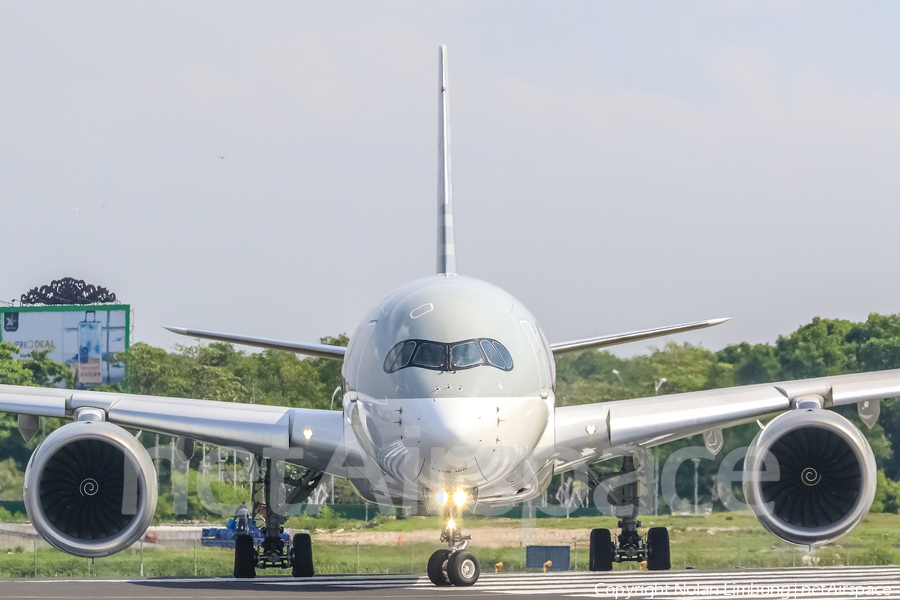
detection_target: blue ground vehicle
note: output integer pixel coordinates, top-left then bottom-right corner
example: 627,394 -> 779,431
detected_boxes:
201,517 -> 290,549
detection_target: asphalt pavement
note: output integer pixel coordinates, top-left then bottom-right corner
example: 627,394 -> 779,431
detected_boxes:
2,565 -> 899,599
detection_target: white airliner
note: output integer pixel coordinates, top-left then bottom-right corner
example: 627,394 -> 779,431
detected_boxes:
1,46 -> 898,586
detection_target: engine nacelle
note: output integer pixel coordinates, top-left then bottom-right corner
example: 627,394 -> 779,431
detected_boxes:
24,420 -> 157,558
743,408 -> 876,546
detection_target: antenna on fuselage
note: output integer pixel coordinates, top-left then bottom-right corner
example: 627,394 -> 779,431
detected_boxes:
437,44 -> 456,276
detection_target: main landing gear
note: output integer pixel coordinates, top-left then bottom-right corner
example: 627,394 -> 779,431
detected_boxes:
233,458 -> 318,579
427,488 -> 480,587
589,455 -> 670,572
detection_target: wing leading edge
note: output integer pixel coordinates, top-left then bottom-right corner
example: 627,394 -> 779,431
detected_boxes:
165,327 -> 346,360
550,317 -> 730,355
0,384 -> 346,474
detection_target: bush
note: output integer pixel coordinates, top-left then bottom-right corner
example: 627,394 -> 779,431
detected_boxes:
871,471 -> 900,514
314,506 -> 345,530
0,507 -> 27,523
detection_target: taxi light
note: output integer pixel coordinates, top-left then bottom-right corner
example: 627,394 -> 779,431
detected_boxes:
453,488 -> 467,506
302,428 -> 313,440
436,489 -> 449,506
447,519 -> 456,529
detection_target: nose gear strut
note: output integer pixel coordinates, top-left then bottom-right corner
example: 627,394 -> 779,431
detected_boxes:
427,491 -> 480,587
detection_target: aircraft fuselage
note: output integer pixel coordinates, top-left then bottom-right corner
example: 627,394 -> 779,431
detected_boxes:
342,274 -> 558,505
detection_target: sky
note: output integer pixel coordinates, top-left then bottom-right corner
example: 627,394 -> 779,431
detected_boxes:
2,1 -> 900,357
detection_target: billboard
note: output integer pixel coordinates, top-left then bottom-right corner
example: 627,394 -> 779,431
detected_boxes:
0,305 -> 130,388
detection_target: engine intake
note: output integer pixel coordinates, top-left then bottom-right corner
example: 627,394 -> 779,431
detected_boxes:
743,408 -> 875,546
24,420 -> 157,558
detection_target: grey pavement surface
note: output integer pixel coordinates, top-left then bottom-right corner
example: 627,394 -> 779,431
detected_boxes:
2,566 -> 900,599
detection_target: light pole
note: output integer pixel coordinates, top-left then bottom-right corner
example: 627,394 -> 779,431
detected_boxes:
612,369 -> 623,383
692,457 -> 701,514
654,378 -> 667,395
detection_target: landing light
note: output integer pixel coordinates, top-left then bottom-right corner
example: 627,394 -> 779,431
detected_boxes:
447,519 -> 456,529
586,424 -> 597,436
302,428 -> 313,441
436,489 -> 449,506
453,488 -> 467,506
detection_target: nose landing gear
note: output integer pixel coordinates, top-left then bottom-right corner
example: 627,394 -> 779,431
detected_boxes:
427,490 -> 480,587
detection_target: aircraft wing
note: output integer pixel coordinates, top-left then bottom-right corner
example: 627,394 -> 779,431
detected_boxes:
0,384 -> 344,473
554,368 -> 900,470
550,318 -> 730,354
164,327 -> 346,360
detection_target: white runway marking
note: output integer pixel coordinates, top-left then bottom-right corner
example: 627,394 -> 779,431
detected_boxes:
15,565 -> 900,598
254,565 -> 900,597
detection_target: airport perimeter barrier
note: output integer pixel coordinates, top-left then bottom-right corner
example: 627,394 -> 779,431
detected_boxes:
292,503 -> 609,519
0,535 -> 896,578
0,502 -> 25,515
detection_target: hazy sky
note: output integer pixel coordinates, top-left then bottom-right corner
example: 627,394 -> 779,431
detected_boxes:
2,2 -> 899,357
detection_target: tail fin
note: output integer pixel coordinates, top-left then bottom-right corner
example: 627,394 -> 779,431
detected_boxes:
437,45 -> 456,275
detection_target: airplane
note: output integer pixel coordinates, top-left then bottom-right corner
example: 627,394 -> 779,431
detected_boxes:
1,45 -> 899,587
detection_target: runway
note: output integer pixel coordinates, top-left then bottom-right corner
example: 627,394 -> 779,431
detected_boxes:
2,565 -> 899,599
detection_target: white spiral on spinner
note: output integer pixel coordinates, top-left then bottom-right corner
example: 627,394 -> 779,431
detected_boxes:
80,478 -> 99,497
801,467 -> 821,487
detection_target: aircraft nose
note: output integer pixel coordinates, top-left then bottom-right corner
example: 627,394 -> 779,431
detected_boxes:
384,399 -> 486,483
416,399 -> 484,455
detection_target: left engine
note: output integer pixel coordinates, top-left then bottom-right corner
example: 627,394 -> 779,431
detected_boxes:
742,407 -> 876,546
23,420 -> 158,558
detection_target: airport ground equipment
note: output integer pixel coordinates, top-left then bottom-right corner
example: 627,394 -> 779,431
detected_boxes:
201,517 -> 290,549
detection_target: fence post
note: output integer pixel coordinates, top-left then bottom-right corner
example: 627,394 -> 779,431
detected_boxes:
357,541 -> 360,574
33,540 -> 36,578
574,541 -> 577,571
194,539 -> 197,576
141,539 -> 144,577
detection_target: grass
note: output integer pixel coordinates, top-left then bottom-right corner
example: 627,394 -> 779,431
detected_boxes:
1,512 -> 899,578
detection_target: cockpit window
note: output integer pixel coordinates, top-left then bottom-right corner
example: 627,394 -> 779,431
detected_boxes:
384,338 -> 513,373
493,341 -> 514,371
480,339 -> 505,369
412,342 -> 446,369
384,340 -> 417,372
450,341 -> 483,369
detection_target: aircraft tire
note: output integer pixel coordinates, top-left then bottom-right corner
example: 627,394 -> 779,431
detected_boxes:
647,527 -> 670,571
427,549 -> 452,586
233,533 -> 257,578
291,532 -> 315,577
589,528 -> 613,571
447,550 -> 480,587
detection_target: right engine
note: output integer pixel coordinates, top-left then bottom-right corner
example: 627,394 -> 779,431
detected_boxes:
23,420 -> 157,558
742,407 -> 876,546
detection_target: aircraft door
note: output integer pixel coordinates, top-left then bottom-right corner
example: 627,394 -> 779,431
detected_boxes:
519,319 -> 549,399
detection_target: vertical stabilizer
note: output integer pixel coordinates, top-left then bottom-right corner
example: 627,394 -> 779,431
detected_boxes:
437,45 -> 456,275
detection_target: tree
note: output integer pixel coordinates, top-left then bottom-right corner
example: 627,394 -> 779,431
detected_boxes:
22,348 -> 74,388
775,317 -> 857,379
309,334 -> 349,409
0,342 -> 37,387
717,342 -> 780,385
120,342 -> 190,397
